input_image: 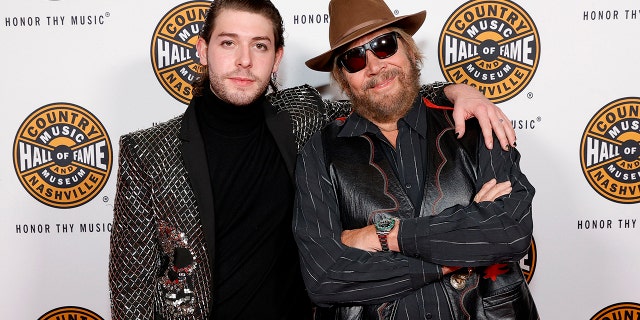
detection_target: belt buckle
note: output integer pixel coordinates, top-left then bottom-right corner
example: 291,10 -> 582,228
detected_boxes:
450,267 -> 473,290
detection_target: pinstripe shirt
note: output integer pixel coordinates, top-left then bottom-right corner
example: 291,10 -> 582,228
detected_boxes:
292,97 -> 535,319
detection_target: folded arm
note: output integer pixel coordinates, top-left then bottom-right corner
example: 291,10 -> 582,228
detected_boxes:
293,134 -> 443,306
340,138 -> 533,268
398,136 -> 535,267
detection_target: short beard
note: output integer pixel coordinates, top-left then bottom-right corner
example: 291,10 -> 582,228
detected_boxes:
209,70 -> 268,106
344,60 -> 421,124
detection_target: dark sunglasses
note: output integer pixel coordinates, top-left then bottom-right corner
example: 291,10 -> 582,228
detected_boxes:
337,32 -> 400,73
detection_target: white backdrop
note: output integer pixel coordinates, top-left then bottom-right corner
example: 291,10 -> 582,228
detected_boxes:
1,0 -> 639,319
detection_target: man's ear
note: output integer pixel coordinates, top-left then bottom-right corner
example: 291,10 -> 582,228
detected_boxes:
196,37 -> 208,66
271,47 -> 284,73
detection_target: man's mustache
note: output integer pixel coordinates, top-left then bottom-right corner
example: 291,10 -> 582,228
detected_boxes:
363,69 -> 402,90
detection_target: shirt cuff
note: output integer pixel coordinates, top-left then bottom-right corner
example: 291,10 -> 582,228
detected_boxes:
398,218 -> 430,260
408,257 -> 441,289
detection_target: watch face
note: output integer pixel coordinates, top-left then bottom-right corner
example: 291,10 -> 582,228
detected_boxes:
375,218 -> 395,233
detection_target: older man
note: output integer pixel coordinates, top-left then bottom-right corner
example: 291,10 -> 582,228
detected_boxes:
293,0 -> 539,319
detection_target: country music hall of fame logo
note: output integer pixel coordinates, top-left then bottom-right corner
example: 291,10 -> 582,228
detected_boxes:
590,302 -> 640,320
439,0 -> 541,103
521,237 -> 536,284
580,97 -> 640,204
151,1 -> 210,104
13,103 -> 112,209
39,306 -> 104,320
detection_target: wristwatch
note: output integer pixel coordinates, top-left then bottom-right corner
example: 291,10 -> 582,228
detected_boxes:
374,218 -> 396,252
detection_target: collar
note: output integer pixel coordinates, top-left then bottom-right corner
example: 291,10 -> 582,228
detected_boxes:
338,95 -> 427,138
194,85 -> 267,136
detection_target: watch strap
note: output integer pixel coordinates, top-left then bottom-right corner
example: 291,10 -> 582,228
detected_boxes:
378,233 -> 390,252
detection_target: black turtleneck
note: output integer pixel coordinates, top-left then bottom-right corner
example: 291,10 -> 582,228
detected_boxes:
195,88 -> 308,319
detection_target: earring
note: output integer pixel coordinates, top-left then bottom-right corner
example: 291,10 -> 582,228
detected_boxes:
269,72 -> 279,92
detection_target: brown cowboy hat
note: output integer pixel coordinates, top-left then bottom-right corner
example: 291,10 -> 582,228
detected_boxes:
306,0 -> 426,72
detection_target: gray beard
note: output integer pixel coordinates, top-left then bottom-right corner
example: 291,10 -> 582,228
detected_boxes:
346,65 -> 421,124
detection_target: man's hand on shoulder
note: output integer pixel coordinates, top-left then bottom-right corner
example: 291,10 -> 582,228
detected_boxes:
444,83 -> 516,151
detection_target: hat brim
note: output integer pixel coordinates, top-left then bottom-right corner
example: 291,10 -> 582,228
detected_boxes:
306,10 -> 426,72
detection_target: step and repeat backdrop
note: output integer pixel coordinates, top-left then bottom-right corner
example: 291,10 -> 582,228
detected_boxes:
1,0 -> 638,319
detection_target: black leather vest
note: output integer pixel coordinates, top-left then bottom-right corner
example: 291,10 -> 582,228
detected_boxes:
321,105 -> 480,228
318,105 -> 538,320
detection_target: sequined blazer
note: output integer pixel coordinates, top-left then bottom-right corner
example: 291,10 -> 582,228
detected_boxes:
108,84 -> 448,320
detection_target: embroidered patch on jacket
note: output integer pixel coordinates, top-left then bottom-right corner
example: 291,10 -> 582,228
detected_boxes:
158,220 -> 198,315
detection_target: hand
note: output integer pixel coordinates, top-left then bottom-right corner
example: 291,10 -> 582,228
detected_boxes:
341,221 -> 400,252
442,266 -> 461,275
474,179 -> 512,203
444,84 -> 516,151
341,225 -> 380,252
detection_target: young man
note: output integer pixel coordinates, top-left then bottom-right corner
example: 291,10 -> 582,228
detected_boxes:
109,0 -> 519,319
294,0 -> 538,319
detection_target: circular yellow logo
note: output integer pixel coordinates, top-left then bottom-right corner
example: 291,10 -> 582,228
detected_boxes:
580,97 -> 640,204
520,237 -> 536,283
439,0 -> 541,103
39,306 -> 104,320
13,103 -> 112,208
151,1 -> 210,104
591,302 -> 640,320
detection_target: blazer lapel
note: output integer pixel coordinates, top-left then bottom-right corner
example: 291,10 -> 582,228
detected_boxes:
179,104 -> 216,266
264,102 -> 297,181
